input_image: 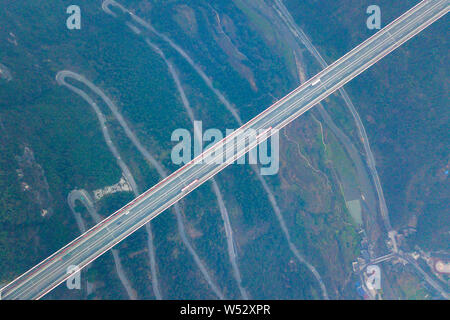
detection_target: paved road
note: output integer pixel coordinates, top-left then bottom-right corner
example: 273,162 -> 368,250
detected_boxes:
145,37 -> 247,299
401,253 -> 449,299
67,190 -> 94,296
270,0 -> 379,218
57,71 -> 160,299
68,190 -> 136,299
273,0 -> 397,232
119,0 -> 330,299
55,71 -> 140,194
1,0 -> 447,300
105,0 -> 329,299
59,70 -> 222,299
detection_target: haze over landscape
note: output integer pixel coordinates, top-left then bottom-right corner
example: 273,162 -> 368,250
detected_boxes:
0,0 -> 448,300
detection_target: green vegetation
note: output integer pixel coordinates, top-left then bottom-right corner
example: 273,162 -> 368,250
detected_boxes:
0,0 -> 370,299
284,0 -> 449,248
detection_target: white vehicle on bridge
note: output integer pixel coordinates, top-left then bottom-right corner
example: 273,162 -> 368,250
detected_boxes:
311,78 -> 321,86
181,179 -> 199,193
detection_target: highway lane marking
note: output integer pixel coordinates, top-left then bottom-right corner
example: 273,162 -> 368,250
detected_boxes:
3,0 -> 447,299
6,4 -> 441,296
16,7 -> 439,297
27,129 -> 275,292
32,0 -> 446,300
